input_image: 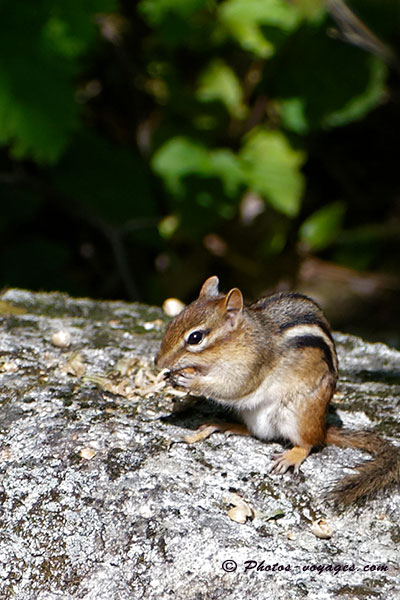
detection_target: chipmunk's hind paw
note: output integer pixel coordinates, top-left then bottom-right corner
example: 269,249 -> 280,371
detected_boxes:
270,446 -> 310,475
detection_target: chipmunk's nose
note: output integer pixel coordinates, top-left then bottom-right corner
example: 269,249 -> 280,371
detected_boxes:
154,348 -> 170,370
154,350 -> 166,368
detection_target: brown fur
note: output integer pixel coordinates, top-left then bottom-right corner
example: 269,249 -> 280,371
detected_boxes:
299,374 -> 336,447
325,427 -> 400,505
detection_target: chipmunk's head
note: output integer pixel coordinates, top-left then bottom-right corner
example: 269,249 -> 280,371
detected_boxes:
155,276 -> 245,397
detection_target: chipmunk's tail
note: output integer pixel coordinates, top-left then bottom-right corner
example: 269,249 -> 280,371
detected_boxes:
326,427 -> 400,505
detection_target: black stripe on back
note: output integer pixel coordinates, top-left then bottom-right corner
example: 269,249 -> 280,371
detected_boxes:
288,335 -> 336,374
280,315 -> 334,342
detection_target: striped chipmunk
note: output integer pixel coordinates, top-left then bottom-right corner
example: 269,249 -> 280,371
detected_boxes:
155,276 -> 400,505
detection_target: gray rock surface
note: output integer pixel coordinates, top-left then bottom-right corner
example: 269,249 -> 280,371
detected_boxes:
0,288 -> 399,600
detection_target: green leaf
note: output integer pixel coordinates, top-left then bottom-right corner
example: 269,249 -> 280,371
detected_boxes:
42,0 -> 116,59
278,98 -> 309,135
152,137 -> 244,198
276,23 -> 387,133
219,0 -> 302,57
139,0 -> 208,26
152,137 -> 211,196
299,202 -> 346,251
0,0 -> 115,163
220,0 -> 302,28
197,59 -> 247,119
153,130 -> 306,218
208,149 -> 244,197
0,56 -> 79,163
323,58 -> 387,128
239,128 -> 305,217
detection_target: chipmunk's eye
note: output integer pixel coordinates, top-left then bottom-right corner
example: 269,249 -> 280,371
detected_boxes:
186,330 -> 205,345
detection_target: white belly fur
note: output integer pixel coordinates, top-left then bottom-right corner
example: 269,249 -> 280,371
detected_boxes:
231,376 -> 301,445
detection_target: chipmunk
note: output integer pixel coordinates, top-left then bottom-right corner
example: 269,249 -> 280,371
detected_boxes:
155,276 -> 400,505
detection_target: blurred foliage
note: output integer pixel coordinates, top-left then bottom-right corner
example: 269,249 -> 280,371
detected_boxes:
299,201 -> 346,251
0,0 -> 400,342
0,0 -> 115,162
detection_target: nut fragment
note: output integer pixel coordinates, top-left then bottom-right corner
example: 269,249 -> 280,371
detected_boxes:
311,518 -> 333,539
226,492 -> 254,524
227,506 -> 250,524
181,366 -> 196,376
51,330 -> 71,348
162,298 -> 185,317
80,447 -> 96,460
115,357 -> 137,376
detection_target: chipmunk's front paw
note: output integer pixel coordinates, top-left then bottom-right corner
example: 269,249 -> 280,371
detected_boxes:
167,366 -> 196,390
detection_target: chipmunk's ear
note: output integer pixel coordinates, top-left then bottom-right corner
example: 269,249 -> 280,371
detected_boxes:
199,276 -> 220,298
224,288 -> 243,326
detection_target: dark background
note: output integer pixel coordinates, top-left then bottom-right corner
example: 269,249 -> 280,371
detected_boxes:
1,0 -> 399,346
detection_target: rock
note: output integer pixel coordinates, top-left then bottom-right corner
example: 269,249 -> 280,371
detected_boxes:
0,288 -> 399,600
